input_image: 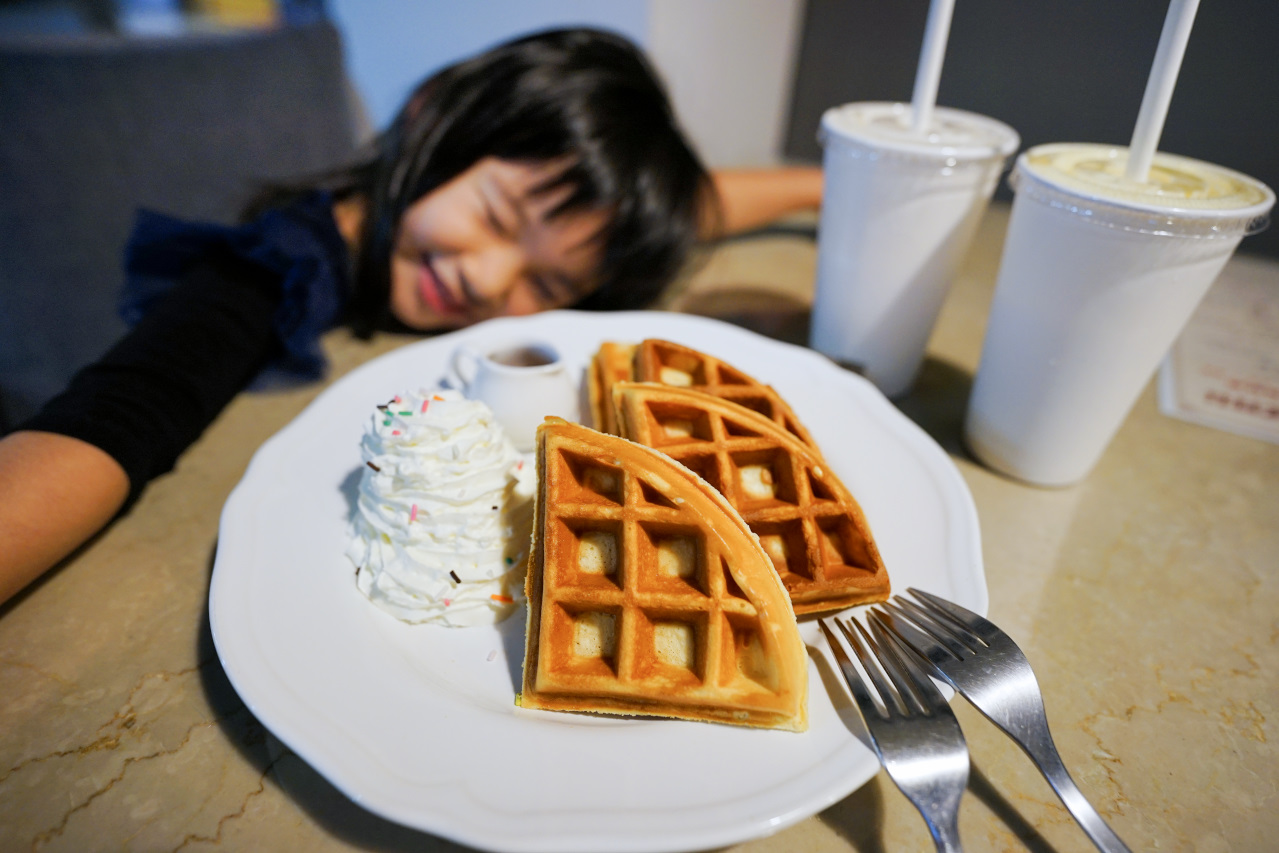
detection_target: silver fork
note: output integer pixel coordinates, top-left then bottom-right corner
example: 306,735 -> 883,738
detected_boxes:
874,588 -> 1131,853
819,614 -> 969,853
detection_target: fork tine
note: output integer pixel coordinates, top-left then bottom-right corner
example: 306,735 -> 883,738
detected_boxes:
897,597 -> 980,648
884,598 -> 981,659
866,617 -> 949,716
909,587 -> 1000,643
817,618 -> 886,719
846,616 -> 927,716
874,601 -> 969,668
832,615 -> 910,716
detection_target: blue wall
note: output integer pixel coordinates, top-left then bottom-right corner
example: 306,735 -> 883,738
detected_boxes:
328,0 -> 648,134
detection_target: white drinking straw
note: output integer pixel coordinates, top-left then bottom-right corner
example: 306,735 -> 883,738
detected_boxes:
910,0 -> 956,133
1125,0 -> 1201,182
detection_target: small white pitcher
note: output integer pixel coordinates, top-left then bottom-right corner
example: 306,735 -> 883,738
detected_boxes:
451,341 -> 579,451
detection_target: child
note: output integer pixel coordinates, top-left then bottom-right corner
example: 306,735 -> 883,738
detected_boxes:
0,27 -> 821,605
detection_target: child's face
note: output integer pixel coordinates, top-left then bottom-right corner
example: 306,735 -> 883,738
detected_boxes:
388,157 -> 610,331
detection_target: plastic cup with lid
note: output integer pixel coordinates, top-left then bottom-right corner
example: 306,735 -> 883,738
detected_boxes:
810,101 -> 1019,398
965,142 -> 1274,486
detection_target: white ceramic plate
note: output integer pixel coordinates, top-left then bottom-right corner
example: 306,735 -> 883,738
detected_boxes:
210,311 -> 986,853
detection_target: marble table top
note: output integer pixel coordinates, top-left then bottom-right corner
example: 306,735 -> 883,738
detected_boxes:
2,204 -> 1276,852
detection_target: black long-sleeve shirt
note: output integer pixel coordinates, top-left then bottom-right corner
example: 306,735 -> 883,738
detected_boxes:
20,250 -> 285,507
21,188 -> 351,507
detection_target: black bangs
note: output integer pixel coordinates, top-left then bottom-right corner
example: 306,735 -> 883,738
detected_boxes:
333,27 -> 712,332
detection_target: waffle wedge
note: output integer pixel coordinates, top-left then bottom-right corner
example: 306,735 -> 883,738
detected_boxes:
587,342 -> 637,436
520,418 -> 808,731
589,339 -> 817,449
612,383 -> 890,615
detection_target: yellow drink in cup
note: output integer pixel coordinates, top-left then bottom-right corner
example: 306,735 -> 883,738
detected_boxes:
965,143 -> 1274,486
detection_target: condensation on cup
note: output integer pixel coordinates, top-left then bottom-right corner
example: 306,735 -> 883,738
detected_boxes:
810,102 -> 1019,398
965,143 -> 1275,486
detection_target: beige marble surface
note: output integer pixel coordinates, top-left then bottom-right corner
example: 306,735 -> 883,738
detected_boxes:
3,204 -> 1277,852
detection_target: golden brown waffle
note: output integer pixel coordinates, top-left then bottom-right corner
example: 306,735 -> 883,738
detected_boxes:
631,339 -> 818,449
612,383 -> 890,615
520,418 -> 808,731
587,342 -> 636,435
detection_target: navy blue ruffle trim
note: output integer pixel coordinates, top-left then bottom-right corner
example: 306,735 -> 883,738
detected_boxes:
120,191 -> 350,386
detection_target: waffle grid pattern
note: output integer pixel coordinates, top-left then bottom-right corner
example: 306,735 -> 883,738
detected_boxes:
616,385 -> 888,613
634,340 -> 817,448
588,342 -> 636,436
532,434 -> 784,707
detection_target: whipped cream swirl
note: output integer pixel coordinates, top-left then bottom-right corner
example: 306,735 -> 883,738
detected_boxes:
345,388 -> 534,626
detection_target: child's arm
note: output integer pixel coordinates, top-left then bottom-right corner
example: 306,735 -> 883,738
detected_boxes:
0,431 -> 129,607
707,166 -> 823,237
0,251 -> 286,610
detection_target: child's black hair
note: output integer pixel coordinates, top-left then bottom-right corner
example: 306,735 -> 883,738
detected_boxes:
249,27 -> 712,335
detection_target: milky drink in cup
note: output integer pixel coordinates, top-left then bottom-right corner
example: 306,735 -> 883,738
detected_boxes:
811,102 -> 1019,398
965,143 -> 1274,486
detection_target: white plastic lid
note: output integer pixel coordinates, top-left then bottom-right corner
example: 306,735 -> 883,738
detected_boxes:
819,101 -> 1019,162
1013,143 -> 1274,238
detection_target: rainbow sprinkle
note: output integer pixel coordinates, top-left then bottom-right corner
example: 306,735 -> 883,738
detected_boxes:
410,504 -> 418,522
491,594 -> 514,604
421,399 -> 430,413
